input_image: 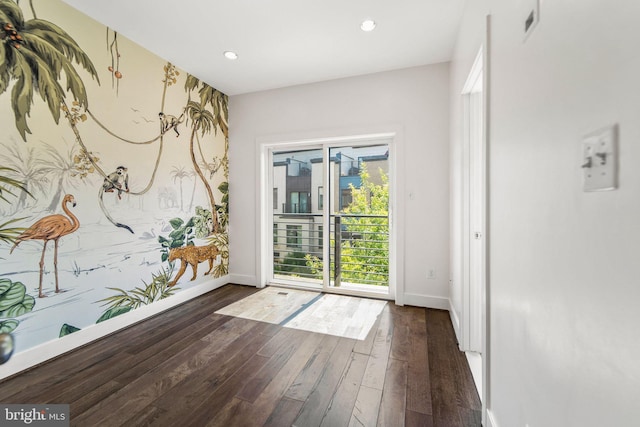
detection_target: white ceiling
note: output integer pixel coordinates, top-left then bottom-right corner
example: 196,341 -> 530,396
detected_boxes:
62,0 -> 465,96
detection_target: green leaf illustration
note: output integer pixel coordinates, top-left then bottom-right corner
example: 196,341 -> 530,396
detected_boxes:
0,319 -> 19,333
1,294 -> 35,317
96,306 -> 132,323
0,278 -> 11,294
169,218 -> 184,229
59,323 -> 80,337
169,228 -> 184,239
0,281 -> 27,312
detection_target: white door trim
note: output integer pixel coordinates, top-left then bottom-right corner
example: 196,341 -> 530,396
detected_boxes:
461,46 -> 484,353
457,14 -> 493,426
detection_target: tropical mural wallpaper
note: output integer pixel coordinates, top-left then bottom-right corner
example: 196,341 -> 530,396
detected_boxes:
0,0 -> 229,367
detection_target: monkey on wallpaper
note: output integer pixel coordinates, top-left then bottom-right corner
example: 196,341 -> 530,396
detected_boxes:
98,166 -> 134,233
159,112 -> 183,137
103,166 -> 129,199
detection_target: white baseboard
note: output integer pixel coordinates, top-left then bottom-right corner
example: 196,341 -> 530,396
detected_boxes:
465,351 -> 483,402
402,293 -> 450,310
486,409 -> 499,427
449,299 -> 462,344
228,274 -> 258,287
0,275 -> 231,381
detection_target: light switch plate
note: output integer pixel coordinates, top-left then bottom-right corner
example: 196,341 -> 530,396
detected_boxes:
582,124 -> 617,192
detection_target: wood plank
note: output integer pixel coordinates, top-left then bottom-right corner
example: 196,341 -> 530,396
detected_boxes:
284,333 -> 340,401
320,352 -> 368,427
377,357 -> 408,427
285,294 -> 386,340
406,307 -> 432,415
71,337 -> 214,426
349,385 -> 382,427
127,322 -> 275,426
293,337 -> 357,426
126,404 -> 168,427
360,305 -> 393,390
154,352 -> 271,427
209,331 -> 326,427
389,304 -> 412,362
235,328 -> 307,403
256,326 -> 303,358
204,398 -> 246,427
121,285 -> 252,354
68,380 -> 123,417
353,304 -> 383,355
427,309 -> 464,427
244,332 -> 326,423
65,313 -> 232,398
263,397 -> 304,427
73,318 -> 263,425
405,410 -> 434,427
459,407 -> 483,427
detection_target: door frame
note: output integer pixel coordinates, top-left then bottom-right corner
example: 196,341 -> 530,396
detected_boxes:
459,15 -> 491,425
258,132 -> 399,301
461,46 -> 484,353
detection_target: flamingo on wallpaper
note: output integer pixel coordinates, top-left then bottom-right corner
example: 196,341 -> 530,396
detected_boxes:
10,194 -> 80,298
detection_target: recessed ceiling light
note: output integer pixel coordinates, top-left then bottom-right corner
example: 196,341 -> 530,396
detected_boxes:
224,51 -> 238,60
360,19 -> 376,32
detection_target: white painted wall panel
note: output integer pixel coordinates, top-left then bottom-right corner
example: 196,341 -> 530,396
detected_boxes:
451,0 -> 640,426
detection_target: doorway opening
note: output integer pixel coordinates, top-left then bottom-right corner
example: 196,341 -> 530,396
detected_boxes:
262,135 -> 395,300
462,46 -> 486,402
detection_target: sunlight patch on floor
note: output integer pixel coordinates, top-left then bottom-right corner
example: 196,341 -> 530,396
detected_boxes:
215,287 -> 387,340
215,287 -> 319,324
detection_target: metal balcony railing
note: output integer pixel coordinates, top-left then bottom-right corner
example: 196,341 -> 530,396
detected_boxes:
281,202 -> 312,214
272,213 -> 389,287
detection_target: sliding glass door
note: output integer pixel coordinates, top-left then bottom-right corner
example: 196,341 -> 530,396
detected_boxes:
270,141 -> 391,297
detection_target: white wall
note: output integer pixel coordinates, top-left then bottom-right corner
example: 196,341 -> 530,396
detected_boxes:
229,64 -> 451,307
451,1 -> 640,426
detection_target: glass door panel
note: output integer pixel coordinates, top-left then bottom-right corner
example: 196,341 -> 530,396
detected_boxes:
272,148 -> 323,286
328,145 -> 390,291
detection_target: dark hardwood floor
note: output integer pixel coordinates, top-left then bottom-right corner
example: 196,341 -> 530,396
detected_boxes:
0,284 -> 481,426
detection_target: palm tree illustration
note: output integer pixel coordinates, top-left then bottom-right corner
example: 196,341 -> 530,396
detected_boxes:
1,1 -> 229,238
187,168 -> 197,213
0,165 -> 31,246
0,0 -> 99,141
184,76 -> 228,234
0,166 -> 29,204
185,100 -> 219,233
0,142 -> 48,211
38,142 -> 90,212
170,165 -> 189,211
